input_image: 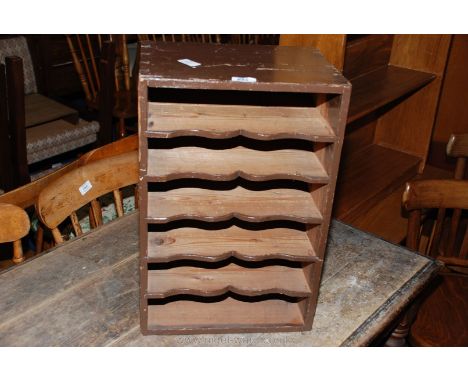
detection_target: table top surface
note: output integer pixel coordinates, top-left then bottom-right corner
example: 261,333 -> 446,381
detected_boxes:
0,212 -> 438,346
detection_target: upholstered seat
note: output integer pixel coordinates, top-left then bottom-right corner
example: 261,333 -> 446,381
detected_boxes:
26,119 -> 99,164
0,36 -> 37,94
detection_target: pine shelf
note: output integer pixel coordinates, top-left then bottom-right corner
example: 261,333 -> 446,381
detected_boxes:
146,226 -> 320,263
146,102 -> 337,142
138,41 -> 351,335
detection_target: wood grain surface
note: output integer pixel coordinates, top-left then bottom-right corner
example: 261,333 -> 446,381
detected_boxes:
147,147 -> 328,183
147,263 -> 312,298
147,187 -> 322,224
147,226 -> 319,263
147,103 -> 337,142
0,203 -> 29,243
37,151 -> 138,229
147,298 -> 305,333
348,65 -> 435,124
0,214 -> 439,346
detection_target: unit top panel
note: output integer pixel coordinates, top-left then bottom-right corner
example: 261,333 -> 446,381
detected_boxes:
139,41 -> 351,93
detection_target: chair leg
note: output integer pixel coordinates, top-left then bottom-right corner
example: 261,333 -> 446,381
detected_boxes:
118,117 -> 126,138
35,225 -> 44,255
12,239 -> 24,264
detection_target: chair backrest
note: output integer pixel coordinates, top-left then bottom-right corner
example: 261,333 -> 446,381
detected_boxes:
0,203 -> 30,263
0,36 -> 37,94
447,133 -> 468,179
403,179 -> 468,261
36,151 -> 138,244
66,34 -> 131,108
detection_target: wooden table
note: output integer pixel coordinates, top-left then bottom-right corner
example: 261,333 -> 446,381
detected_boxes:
0,212 -> 439,346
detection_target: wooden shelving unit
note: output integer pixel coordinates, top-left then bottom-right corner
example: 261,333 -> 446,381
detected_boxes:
281,35 -> 452,244
347,65 -> 435,124
138,41 -> 350,334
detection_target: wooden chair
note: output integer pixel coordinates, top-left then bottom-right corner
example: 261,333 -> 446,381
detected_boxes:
0,135 -> 138,266
0,56 -> 100,193
66,35 -> 136,138
0,203 -> 30,264
403,179 -> 468,346
403,177 -> 468,346
36,151 -> 138,244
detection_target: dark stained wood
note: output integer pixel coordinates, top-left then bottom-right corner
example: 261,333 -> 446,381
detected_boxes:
343,34 -> 393,80
0,215 -> 440,345
0,63 -> 15,191
139,41 -> 350,93
428,36 -> 468,170
401,174 -> 468,346
5,56 -> 30,188
146,103 -> 337,142
147,264 -> 312,299
98,40 -> 115,145
447,133 -> 468,159
147,227 -> 320,263
147,187 -> 323,225
348,65 -> 435,124
348,165 -> 452,245
410,275 -> 468,346
139,42 -> 350,335
403,179 -> 468,210
374,35 -> 451,167
334,144 -> 421,221
147,147 -> 328,183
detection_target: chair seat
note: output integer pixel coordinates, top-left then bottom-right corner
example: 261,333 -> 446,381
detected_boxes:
26,119 -> 99,164
25,94 -> 79,128
410,273 -> 468,346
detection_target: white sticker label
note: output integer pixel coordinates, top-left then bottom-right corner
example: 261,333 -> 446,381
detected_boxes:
231,76 -> 257,83
79,180 -> 93,196
178,58 -> 201,68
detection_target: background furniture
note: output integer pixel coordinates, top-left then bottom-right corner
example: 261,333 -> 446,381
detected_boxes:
138,42 -> 350,334
403,179 -> 468,346
280,35 -> 452,245
66,35 -> 136,138
0,135 -> 138,269
0,213 -> 439,346
0,203 -> 30,264
428,36 -> 468,171
36,151 -> 138,244
0,56 -> 99,192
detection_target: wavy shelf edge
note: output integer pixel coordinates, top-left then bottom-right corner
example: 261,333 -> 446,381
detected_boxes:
146,265 -> 312,299
146,212 -> 323,225
145,171 -> 329,183
147,299 -> 305,333
145,286 -> 312,299
144,129 -> 337,142
145,251 -> 321,264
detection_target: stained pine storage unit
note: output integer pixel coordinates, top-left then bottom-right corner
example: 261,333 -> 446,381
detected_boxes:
138,41 -> 351,334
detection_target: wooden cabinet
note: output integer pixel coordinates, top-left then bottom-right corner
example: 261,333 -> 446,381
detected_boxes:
281,34 -> 452,244
138,42 -> 350,334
